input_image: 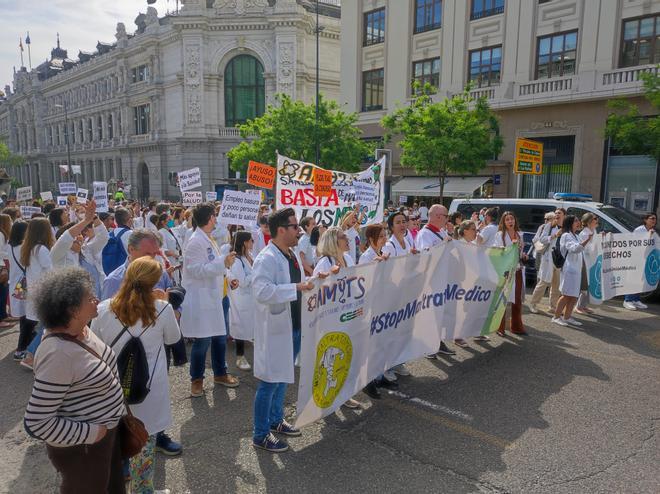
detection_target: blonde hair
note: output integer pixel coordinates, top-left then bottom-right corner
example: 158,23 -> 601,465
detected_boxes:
317,226 -> 348,267
110,256 -> 163,327
341,211 -> 360,232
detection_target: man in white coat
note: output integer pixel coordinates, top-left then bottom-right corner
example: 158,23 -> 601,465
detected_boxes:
181,203 -> 239,398
251,207 -> 314,453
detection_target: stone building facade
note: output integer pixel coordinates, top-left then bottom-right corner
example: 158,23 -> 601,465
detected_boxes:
0,0 -> 341,200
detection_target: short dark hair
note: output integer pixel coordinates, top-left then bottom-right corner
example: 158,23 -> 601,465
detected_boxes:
115,207 -> 131,227
562,214 -> 577,233
43,203 -> 55,215
642,212 -> 657,221
259,216 -> 269,226
192,203 -> 216,228
33,267 -> 94,329
8,220 -> 28,247
48,208 -> 66,228
485,207 -> 499,222
310,225 -> 322,246
268,208 -> 296,238
233,231 -> 253,256
300,216 -> 315,230
387,211 -> 406,230
156,203 -> 170,215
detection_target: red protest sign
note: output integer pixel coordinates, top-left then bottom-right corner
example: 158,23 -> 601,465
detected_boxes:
247,161 -> 276,189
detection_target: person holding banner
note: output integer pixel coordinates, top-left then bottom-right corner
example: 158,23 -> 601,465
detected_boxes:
297,217 -> 316,276
552,215 -> 592,327
383,211 -> 416,258
251,208 -> 315,453
576,213 -> 599,314
359,224 -> 390,265
529,212 -> 557,314
623,212 -> 657,311
477,207 -> 500,246
341,210 -> 363,264
494,211 -> 528,336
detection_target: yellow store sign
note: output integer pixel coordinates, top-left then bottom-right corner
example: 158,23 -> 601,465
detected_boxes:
514,138 -> 543,175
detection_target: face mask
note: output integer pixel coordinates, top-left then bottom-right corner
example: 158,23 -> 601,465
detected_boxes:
479,214 -> 484,222
167,219 -> 175,228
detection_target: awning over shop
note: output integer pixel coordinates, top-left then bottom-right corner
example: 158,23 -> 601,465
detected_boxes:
391,176 -> 490,197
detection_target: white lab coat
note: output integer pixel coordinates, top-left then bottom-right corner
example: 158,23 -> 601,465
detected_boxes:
415,225 -> 449,251
180,228 -> 228,338
559,232 -> 584,298
252,243 -> 303,384
493,230 -> 525,303
227,255 -> 255,341
382,234 -> 414,258
7,244 -> 26,317
358,246 -> 380,265
252,228 -> 267,257
25,245 -> 53,321
533,223 -> 555,284
313,253 -> 355,276
344,227 -> 360,264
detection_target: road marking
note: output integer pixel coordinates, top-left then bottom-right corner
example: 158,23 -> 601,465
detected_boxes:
386,390 -> 473,421
385,399 -> 512,449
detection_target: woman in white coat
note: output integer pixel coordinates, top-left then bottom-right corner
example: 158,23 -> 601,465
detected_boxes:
91,257 -> 180,494
493,211 -> 528,336
529,212 -> 556,313
553,215 -> 593,327
8,221 -> 30,360
227,231 -> 255,371
576,213 -> 599,314
180,203 -> 239,398
312,227 -> 355,275
251,208 -> 314,453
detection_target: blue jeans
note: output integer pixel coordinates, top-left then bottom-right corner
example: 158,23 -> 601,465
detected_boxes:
624,294 -> 641,302
189,335 -> 227,381
27,324 -> 43,355
292,328 -> 301,362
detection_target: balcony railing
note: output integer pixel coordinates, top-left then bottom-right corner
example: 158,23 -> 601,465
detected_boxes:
518,77 -> 574,97
601,65 -> 659,87
470,87 -> 496,100
470,5 -> 504,20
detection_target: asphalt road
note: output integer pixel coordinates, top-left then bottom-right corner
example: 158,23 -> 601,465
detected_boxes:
1,298 -> 659,494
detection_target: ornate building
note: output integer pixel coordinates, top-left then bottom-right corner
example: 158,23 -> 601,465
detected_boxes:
0,0 -> 341,200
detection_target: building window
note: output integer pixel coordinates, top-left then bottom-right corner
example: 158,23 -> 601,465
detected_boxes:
224,55 -> 265,128
536,31 -> 578,79
70,122 -> 75,144
471,0 -> 504,20
131,64 -> 150,83
87,118 -> 93,142
363,8 -> 386,46
108,114 -> 114,139
77,120 -> 83,143
97,116 -> 103,140
47,127 -> 53,146
134,104 -> 151,135
56,126 -> 61,146
469,46 -> 502,87
415,0 -> 442,34
413,58 -> 441,91
620,14 -> 660,68
362,68 -> 385,112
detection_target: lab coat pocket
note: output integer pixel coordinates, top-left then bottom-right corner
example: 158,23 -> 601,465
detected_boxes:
269,302 -> 287,316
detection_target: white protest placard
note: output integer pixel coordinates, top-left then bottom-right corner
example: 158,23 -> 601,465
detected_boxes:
124,185 -> 132,194
40,191 -> 53,202
182,191 -> 203,207
353,181 -> 377,205
59,182 -> 77,195
57,196 -> 68,206
206,191 -> 218,202
218,190 -> 261,228
178,167 -> 202,192
93,182 -> 108,212
16,186 -> 32,202
71,165 -> 81,175
399,195 -> 408,204
20,206 -> 42,218
76,188 -> 89,204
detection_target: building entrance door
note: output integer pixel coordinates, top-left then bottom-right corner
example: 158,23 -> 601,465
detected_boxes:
521,135 -> 575,198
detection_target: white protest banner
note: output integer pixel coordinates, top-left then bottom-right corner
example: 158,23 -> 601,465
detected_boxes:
57,196 -> 68,206
182,191 -> 203,207
59,182 -> 77,195
353,181 -> 377,205
276,154 -> 386,227
178,167 -> 202,192
20,206 -> 42,218
93,182 -> 109,212
583,232 -> 660,303
71,165 -> 81,175
295,243 -> 518,428
76,188 -> 88,204
16,186 -> 32,202
218,190 -> 261,228
40,191 -> 53,202
206,191 -> 218,202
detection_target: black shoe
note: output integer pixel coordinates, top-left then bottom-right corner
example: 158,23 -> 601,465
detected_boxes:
376,378 -> 398,390
155,432 -> 183,456
363,381 -> 382,399
437,341 -> 456,356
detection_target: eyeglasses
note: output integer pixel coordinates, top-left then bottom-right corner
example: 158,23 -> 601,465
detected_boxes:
284,224 -> 299,229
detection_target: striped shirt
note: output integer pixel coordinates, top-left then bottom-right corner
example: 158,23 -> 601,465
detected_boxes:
24,329 -> 126,447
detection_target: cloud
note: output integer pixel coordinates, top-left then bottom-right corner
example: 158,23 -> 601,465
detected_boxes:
0,0 -> 172,89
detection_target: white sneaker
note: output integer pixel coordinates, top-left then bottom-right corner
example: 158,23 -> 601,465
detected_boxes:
529,305 -> 539,314
383,370 -> 397,382
236,356 -> 251,371
342,398 -> 361,409
392,364 -> 411,376
552,317 -> 568,327
155,490 -> 171,494
565,318 -> 583,326
634,301 -> 648,310
623,301 -> 638,311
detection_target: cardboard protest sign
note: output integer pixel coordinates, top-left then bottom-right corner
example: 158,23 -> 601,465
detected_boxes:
218,190 -> 261,228
247,161 -> 276,189
16,186 -> 33,202
178,167 -> 202,192
59,182 -> 77,195
76,188 -> 89,204
313,168 -> 333,198
182,191 -> 203,206
40,191 -> 53,202
71,165 -> 82,175
206,191 -> 218,202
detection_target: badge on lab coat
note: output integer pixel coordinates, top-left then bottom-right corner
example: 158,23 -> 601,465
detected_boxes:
207,247 -> 215,261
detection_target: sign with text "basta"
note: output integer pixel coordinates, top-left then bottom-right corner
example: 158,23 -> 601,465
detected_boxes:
514,138 -> 543,175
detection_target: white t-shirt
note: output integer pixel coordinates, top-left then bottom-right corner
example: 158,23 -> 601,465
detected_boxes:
418,206 -> 429,221
479,223 -> 499,247
634,225 -> 651,234
345,227 -> 360,264
358,246 -> 380,265
382,235 -> 413,258
297,233 -> 316,267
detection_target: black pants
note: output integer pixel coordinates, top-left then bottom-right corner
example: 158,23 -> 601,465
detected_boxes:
17,316 -> 37,352
235,339 -> 245,357
0,280 -> 8,320
46,426 -> 125,494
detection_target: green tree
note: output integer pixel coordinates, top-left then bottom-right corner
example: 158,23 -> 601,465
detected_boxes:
605,69 -> 660,161
381,83 -> 503,201
227,94 -> 373,173
0,140 -> 23,168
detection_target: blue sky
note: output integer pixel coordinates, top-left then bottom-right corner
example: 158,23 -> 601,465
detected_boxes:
0,0 -> 173,91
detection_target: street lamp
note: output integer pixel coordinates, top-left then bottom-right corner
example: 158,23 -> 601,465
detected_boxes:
315,0 -> 323,167
54,103 -> 73,179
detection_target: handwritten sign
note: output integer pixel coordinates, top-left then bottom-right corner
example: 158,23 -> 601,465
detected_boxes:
313,168 -> 333,198
206,191 -> 218,202
247,161 -> 276,189
40,191 -> 53,202
76,188 -> 89,204
59,182 -> 77,195
182,191 -> 203,207
93,182 -> 108,212
178,167 -> 202,192
218,190 -> 261,228
71,164 -> 82,175
353,181 -> 377,205
16,186 -> 33,202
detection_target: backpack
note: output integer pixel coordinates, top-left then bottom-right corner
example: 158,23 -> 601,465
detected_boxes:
11,246 -> 27,300
110,306 -> 167,405
102,228 -> 129,275
551,236 -> 566,269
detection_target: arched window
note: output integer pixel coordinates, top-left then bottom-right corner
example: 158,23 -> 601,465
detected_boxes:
224,55 -> 265,127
